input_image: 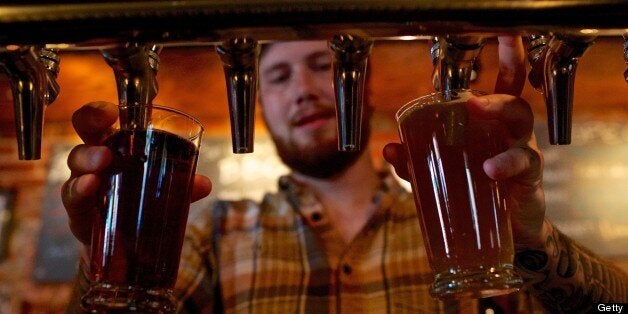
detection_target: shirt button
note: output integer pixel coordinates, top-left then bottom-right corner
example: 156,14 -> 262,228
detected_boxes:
310,212 -> 322,222
342,263 -> 352,275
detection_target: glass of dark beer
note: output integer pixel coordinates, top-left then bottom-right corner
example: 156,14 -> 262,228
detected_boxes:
396,89 -> 523,299
81,105 -> 203,313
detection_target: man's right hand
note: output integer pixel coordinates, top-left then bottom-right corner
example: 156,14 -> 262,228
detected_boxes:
61,101 -> 212,245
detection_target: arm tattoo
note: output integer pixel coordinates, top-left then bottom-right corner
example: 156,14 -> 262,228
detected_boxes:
514,221 -> 628,312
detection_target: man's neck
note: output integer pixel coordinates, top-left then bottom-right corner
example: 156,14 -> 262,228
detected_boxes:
291,149 -> 381,242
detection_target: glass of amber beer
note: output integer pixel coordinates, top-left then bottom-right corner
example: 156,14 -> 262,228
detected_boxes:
81,105 -> 203,313
396,89 -> 522,299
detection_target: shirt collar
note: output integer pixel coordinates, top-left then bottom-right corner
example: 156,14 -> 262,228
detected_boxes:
277,170 -> 407,214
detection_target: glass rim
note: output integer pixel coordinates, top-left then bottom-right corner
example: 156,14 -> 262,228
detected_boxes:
395,89 -> 485,122
395,91 -> 445,123
118,104 -> 205,139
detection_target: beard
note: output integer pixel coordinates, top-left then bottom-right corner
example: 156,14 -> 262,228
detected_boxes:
270,121 -> 371,179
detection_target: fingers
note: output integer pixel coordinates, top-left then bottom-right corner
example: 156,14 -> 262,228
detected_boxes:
72,101 -> 118,145
67,144 -> 113,176
64,101 -> 214,245
383,143 -> 410,181
191,175 -> 212,202
483,145 -> 543,184
494,36 -> 526,96
63,142 -> 113,245
61,174 -> 101,244
465,93 -> 542,187
466,94 -> 534,141
62,173 -> 212,244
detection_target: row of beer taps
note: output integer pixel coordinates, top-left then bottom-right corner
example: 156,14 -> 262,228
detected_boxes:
432,32 -> 605,145
0,32 -> 626,160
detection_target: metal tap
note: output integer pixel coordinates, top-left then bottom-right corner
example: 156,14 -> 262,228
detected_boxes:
433,35 -> 486,93
329,33 -> 374,152
430,36 -> 441,91
529,32 -> 596,145
429,35 -> 486,145
0,46 -> 60,160
101,43 -> 161,131
216,37 -> 260,154
526,34 -> 549,92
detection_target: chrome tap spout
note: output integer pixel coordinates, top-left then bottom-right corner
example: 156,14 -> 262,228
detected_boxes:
434,35 -> 486,93
101,43 -> 161,131
329,33 -> 374,152
216,37 -> 260,154
541,33 -> 596,145
0,46 -> 60,160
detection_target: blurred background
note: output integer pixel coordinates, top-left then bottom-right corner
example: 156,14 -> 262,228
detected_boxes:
0,37 -> 626,312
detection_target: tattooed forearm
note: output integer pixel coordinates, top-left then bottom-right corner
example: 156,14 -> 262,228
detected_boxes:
514,220 -> 628,312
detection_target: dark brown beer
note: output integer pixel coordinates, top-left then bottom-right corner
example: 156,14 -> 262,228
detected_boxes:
88,128 -> 198,307
398,93 -> 520,298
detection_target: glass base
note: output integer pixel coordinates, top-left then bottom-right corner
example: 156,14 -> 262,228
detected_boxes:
81,283 -> 176,313
430,264 -> 523,300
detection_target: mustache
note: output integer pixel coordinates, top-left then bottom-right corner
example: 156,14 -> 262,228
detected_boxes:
290,106 -> 337,126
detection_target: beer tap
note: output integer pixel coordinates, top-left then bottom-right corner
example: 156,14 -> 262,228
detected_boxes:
0,46 -> 60,160
329,33 -> 374,152
216,37 -> 260,154
528,32 -> 596,145
430,35 -> 486,145
433,35 -> 486,93
101,43 -> 161,131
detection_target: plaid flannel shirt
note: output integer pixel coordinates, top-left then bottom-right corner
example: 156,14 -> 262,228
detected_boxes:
172,172 -> 542,313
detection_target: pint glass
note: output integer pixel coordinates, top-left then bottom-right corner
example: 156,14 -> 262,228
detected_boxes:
82,105 -> 203,312
396,89 -> 522,299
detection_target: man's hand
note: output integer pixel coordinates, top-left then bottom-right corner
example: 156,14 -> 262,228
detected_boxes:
61,101 -> 212,245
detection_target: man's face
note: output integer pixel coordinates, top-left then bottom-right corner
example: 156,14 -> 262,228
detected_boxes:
259,41 -> 366,178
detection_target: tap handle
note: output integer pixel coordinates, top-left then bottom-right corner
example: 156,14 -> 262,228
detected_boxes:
216,37 -> 260,154
437,35 -> 486,92
329,33 -> 374,152
102,43 -> 160,131
542,33 -> 595,145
